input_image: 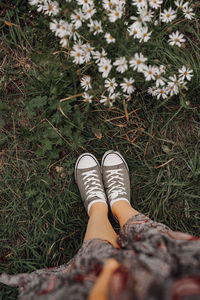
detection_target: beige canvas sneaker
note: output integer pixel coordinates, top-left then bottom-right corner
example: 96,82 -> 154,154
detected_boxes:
75,153 -> 107,215
101,150 -> 131,213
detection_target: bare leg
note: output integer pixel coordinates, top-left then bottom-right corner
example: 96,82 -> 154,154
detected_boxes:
84,202 -> 119,248
112,200 -> 140,228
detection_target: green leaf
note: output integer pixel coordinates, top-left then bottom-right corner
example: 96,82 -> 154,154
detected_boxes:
0,101 -> 9,111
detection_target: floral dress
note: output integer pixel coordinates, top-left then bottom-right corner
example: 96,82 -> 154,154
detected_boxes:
1,214 -> 200,300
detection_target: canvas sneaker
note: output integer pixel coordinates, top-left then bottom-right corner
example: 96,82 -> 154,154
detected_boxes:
75,153 -> 107,215
101,150 -> 131,214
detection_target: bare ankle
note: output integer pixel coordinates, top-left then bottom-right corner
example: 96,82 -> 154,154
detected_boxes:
89,202 -> 108,217
112,200 -> 131,215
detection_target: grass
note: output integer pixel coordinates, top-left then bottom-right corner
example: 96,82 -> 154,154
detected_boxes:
0,1 -> 200,298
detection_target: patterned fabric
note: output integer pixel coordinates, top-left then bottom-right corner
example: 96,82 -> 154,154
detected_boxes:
1,214 -> 200,300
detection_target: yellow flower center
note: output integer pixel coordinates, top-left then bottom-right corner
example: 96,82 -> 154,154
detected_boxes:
137,60 -> 141,64
166,13 -> 171,18
184,71 -> 188,75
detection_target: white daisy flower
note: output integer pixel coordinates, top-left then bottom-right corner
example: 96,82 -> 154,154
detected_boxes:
149,0 -> 163,9
105,78 -> 118,94
87,19 -> 103,35
70,47 -> 84,64
108,7 -> 123,23
92,49 -> 107,63
120,78 -> 135,94
82,43 -> 95,63
166,84 -> 178,96
154,68 -> 166,87
83,5 -> 96,19
160,7 -> 177,23
130,13 -> 147,28
43,1 -> 59,16
68,24 -> 80,41
168,30 -> 186,47
100,93 -> 116,107
155,87 -> 168,99
98,58 -> 112,78
143,65 -> 157,81
113,56 -> 128,74
129,52 -> 147,72
160,65 -> 167,73
147,86 -> 157,96
50,19 -> 61,36
55,20 -> 71,38
105,33 -> 116,44
132,0 -> 147,9
77,0 -> 94,9
168,74 -> 181,86
140,8 -> 154,22
83,92 -> 93,103
174,0 -> 189,10
138,26 -> 152,42
102,0 -> 116,11
127,23 -> 142,39
70,9 -> 85,29
183,5 -> 195,20
80,76 -> 92,91
178,66 -> 193,81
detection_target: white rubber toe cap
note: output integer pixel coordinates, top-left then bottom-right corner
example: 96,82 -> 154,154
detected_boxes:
103,153 -> 123,166
77,155 -> 97,169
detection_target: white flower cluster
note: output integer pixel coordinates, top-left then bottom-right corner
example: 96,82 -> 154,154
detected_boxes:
29,0 -> 196,105
29,0 -> 59,15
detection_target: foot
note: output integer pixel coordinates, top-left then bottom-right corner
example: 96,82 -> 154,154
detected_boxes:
101,150 -> 131,218
75,153 -> 107,215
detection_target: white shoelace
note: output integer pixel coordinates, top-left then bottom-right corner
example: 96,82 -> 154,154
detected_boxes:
106,168 -> 127,201
82,169 -> 106,201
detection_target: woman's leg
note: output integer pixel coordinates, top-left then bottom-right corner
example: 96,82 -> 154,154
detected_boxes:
112,200 -> 140,228
84,202 -> 119,248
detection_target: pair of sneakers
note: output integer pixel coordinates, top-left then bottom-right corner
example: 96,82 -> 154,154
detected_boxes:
75,150 -> 131,218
